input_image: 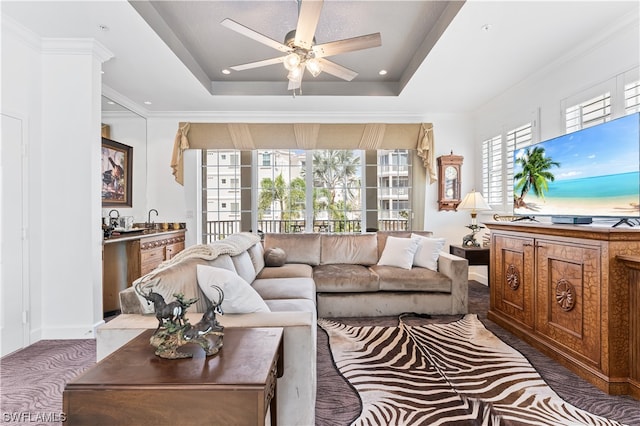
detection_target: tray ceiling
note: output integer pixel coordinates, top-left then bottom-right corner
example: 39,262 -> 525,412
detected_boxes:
130,1 -> 463,96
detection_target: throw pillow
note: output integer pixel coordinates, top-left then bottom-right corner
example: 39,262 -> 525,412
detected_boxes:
264,247 -> 287,267
196,264 -> 270,314
377,236 -> 419,270
411,233 -> 446,271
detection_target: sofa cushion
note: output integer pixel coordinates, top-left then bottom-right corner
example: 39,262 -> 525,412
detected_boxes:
231,251 -> 257,284
265,298 -> 317,315
196,265 -> 270,313
370,265 -> 452,292
252,277 -> 316,301
263,233 -> 321,265
313,264 -> 380,292
320,233 -> 378,265
257,264 -> 313,279
247,242 -> 265,275
411,234 -> 446,271
377,236 -> 419,270
264,247 -> 287,267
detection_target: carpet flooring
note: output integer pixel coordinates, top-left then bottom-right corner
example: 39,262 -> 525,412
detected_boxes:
315,282 -> 640,425
1,281 -> 638,426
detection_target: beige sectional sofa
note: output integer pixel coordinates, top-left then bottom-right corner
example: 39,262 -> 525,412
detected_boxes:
95,230 -> 468,426
263,231 -> 468,317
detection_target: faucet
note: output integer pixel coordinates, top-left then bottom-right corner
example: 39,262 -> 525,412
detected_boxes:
147,209 -> 159,228
108,209 -> 120,227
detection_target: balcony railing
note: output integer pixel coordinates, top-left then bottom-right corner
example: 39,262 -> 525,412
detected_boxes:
204,218 -> 409,241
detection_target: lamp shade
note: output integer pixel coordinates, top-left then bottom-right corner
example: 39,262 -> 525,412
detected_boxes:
458,190 -> 491,212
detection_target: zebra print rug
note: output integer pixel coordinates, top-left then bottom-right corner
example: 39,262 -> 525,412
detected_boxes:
318,314 -> 625,426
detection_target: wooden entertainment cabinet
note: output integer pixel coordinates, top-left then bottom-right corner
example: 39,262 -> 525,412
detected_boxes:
486,221 -> 640,398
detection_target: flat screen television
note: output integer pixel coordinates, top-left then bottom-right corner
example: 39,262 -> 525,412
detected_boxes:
513,112 -> 640,221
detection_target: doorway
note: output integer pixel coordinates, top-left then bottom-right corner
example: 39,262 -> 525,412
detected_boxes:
1,113 -> 28,356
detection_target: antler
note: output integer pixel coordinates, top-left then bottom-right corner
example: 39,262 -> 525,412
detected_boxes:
209,285 -> 225,313
134,278 -> 159,299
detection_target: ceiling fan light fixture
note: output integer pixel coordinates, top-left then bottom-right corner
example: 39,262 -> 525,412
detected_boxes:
306,57 -> 322,77
284,52 -> 301,71
287,65 -> 303,82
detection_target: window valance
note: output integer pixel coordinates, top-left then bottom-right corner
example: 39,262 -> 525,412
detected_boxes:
172,122 -> 435,184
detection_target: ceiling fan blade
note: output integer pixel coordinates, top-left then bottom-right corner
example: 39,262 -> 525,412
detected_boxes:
221,18 -> 291,53
230,56 -> 286,71
313,33 -> 382,58
294,0 -> 324,50
317,58 -> 358,81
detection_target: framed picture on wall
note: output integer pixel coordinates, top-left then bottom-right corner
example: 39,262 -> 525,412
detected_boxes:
101,138 -> 132,207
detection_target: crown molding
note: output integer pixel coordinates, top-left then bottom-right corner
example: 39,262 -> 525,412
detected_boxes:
144,110 -> 427,123
41,38 -> 113,62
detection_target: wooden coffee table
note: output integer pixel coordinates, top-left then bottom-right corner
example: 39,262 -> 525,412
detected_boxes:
63,327 -> 283,426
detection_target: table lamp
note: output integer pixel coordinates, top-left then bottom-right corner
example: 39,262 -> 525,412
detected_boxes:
458,190 -> 491,247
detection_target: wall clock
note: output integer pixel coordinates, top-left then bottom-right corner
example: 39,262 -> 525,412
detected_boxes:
437,152 -> 463,211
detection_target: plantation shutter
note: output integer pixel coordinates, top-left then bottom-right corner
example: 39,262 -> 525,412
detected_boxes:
625,80 -> 640,114
482,135 -> 502,206
506,123 -> 533,209
566,92 -> 611,132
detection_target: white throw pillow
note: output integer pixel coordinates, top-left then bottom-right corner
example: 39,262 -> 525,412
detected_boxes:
196,264 -> 270,314
411,234 -> 446,271
377,236 -> 420,270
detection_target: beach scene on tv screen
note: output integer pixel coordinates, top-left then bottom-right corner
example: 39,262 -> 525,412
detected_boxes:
513,114 -> 640,218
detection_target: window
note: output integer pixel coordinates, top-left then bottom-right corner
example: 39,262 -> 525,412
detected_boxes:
506,124 -> 533,206
202,149 -> 244,242
565,92 -> 611,132
625,80 -> 640,114
377,150 -> 412,230
482,135 -> 502,206
313,150 -> 363,232
202,148 -> 413,240
481,123 -> 533,211
261,152 -> 271,167
256,149 -> 306,232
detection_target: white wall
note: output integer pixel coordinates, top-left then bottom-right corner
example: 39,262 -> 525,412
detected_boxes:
2,18 -> 112,341
474,16 -> 640,178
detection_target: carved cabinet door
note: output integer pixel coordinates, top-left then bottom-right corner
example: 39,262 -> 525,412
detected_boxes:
492,234 -> 535,329
535,240 -> 601,366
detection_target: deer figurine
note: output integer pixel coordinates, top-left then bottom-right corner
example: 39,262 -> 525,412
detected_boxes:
183,285 -> 225,341
134,279 -> 195,333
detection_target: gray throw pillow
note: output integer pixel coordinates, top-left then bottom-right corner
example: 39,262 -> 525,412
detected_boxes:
264,247 -> 287,267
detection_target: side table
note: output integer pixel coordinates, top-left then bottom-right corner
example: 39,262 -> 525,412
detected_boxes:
450,244 -> 490,286
63,327 -> 283,426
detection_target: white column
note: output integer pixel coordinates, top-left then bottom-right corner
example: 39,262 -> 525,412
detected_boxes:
40,39 -> 113,339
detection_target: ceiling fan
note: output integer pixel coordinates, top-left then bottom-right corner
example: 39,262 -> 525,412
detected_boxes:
221,0 -> 382,93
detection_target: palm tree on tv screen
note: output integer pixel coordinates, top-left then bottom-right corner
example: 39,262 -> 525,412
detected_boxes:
514,146 -> 560,209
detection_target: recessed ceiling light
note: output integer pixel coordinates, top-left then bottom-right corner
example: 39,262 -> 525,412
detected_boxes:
378,69 -> 387,76
222,69 -> 231,75
107,101 -> 115,105
481,24 -> 492,32
144,101 -> 152,105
